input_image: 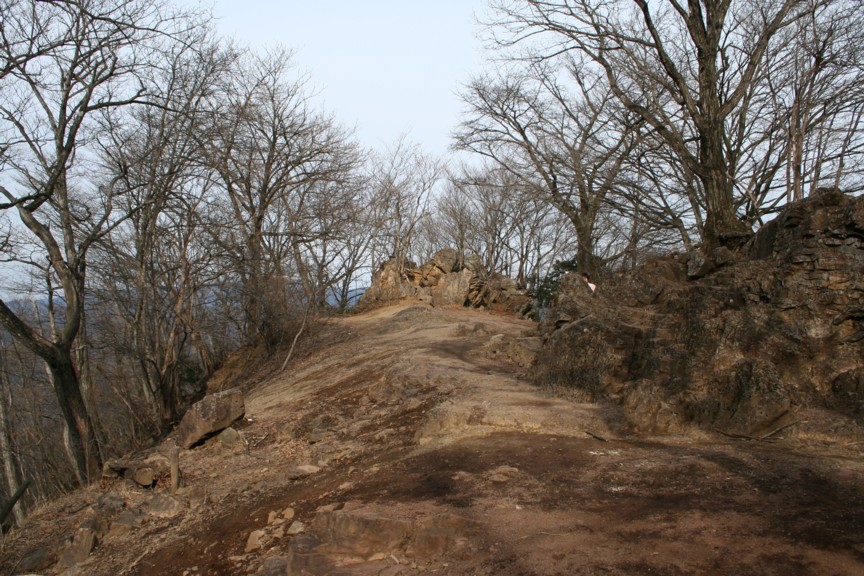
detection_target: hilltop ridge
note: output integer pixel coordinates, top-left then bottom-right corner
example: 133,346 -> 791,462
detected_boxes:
2,300 -> 863,575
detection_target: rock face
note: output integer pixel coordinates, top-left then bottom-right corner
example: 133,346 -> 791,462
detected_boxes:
536,191 -> 864,435
358,247 -> 529,312
176,388 -> 245,449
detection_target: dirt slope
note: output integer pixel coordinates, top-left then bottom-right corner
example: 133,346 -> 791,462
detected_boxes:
3,302 -> 864,575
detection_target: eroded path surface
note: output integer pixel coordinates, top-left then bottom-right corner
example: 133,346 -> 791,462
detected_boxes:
4,303 -> 864,575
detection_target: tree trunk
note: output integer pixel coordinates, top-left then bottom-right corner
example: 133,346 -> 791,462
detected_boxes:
0,367 -> 26,526
47,352 -> 101,485
245,229 -> 268,344
75,308 -> 105,463
0,478 -> 30,528
571,214 -> 598,276
699,117 -> 749,246
159,378 -> 178,426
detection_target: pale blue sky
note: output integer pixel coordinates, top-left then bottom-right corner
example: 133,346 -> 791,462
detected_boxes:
211,1 -> 492,157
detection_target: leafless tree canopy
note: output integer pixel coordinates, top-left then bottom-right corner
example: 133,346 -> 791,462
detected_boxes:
0,0 -> 208,488
473,0 -> 864,254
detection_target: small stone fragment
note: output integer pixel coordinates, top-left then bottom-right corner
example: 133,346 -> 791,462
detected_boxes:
218,426 -> 243,448
245,529 -> 267,553
285,465 -> 320,480
286,521 -> 306,535
55,522 -> 98,569
94,492 -> 126,517
106,509 -> 144,539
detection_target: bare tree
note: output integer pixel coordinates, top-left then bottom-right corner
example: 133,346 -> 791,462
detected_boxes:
488,0 -> 837,247
280,175 -> 369,309
434,165 -> 570,289
0,0 -> 206,484
775,1 -> 864,201
456,60 -> 640,273
0,323 -> 79,518
434,178 -> 480,265
88,38 -> 237,428
367,137 -> 445,272
200,48 -> 358,345
0,349 -> 26,527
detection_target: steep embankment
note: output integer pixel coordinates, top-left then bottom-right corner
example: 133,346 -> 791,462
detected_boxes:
2,302 -> 864,576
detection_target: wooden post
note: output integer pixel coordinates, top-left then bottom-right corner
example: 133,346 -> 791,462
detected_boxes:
169,443 -> 181,493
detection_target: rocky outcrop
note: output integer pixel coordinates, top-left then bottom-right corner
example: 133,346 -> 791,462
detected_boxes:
358,248 -> 530,312
536,191 -> 864,436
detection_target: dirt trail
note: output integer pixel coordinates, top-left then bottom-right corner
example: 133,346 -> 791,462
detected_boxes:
3,302 -> 864,576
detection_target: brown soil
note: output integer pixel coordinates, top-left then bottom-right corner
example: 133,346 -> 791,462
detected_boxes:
2,302 -> 864,575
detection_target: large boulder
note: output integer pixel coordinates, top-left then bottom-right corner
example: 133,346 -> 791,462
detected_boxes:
176,388 -> 245,449
467,274 -> 521,308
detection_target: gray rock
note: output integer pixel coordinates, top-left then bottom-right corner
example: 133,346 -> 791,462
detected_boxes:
431,269 -> 473,306
714,360 -> 790,435
686,250 -> 713,278
536,192 -> 864,435
16,544 -> 54,573
115,508 -> 144,527
358,249 -> 528,311
218,426 -> 243,448
103,454 -> 170,488
106,509 -> 144,539
462,252 -> 484,273
286,520 -> 307,535
93,492 -> 125,517
125,466 -> 155,488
